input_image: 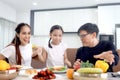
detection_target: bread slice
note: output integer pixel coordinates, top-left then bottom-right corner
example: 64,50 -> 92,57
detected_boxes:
25,69 -> 37,75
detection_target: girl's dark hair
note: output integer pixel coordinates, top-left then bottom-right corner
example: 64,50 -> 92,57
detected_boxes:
10,23 -> 31,65
48,25 -> 64,48
77,23 -> 99,37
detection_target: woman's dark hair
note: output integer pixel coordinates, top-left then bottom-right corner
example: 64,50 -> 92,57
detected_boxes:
77,23 -> 99,37
48,25 -> 64,48
10,23 -> 31,65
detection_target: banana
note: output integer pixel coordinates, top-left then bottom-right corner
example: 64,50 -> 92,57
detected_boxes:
77,68 -> 103,74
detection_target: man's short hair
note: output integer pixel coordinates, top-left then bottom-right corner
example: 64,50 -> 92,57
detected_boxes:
77,23 -> 99,36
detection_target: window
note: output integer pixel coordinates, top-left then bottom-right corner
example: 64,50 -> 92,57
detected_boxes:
0,18 -> 16,50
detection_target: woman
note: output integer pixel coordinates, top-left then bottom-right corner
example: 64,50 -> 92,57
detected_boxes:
0,23 -> 41,67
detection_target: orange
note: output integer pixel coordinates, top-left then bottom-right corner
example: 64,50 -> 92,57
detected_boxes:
66,68 -> 74,79
0,60 -> 10,70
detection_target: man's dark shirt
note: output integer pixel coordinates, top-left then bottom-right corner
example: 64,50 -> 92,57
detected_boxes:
75,41 -> 119,72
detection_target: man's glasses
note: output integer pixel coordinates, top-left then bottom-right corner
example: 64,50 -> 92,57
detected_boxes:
79,33 -> 90,38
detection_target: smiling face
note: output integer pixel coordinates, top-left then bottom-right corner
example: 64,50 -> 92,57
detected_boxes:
17,25 -> 31,45
50,29 -> 63,45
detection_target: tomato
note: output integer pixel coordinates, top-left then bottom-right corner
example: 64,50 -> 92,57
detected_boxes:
74,64 -> 80,70
8,67 -> 17,70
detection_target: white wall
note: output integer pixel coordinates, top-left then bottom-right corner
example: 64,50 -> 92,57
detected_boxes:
0,1 -> 120,48
98,5 -> 120,34
16,10 -> 30,24
0,1 -> 16,22
34,8 -> 97,35
0,1 -> 16,50
30,34 -> 82,48
98,5 -> 120,49
17,8 -> 97,48
6,4 -> 120,48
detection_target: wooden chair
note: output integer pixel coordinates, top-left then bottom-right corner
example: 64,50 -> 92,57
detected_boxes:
66,48 -> 77,68
112,49 -> 120,72
32,56 -> 46,69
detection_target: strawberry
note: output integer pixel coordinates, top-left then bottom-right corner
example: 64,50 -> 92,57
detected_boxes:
74,64 -> 80,70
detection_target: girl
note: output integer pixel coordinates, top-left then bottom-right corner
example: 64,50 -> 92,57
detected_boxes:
0,23 -> 41,67
38,25 -> 71,67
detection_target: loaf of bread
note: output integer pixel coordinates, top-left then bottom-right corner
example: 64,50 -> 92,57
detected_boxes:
11,65 -> 23,69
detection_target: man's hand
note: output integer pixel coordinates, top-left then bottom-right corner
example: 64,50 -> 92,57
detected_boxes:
94,51 -> 115,65
73,59 -> 81,70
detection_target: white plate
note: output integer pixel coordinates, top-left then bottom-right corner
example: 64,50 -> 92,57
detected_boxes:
19,70 -> 30,77
48,66 -> 67,74
11,65 -> 32,70
20,66 -> 32,70
52,70 -> 66,74
19,69 -> 38,77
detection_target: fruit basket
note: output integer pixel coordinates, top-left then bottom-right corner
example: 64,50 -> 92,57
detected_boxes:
73,60 -> 109,80
0,60 -> 19,80
73,71 -> 108,80
0,70 -> 18,80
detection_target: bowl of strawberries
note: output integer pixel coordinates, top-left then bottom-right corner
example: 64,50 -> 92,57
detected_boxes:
32,69 -> 56,80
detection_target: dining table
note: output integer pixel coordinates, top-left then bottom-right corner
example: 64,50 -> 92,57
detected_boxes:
13,71 -> 120,80
13,72 -> 68,80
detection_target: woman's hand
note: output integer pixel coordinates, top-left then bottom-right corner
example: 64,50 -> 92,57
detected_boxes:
94,50 -> 115,65
37,46 -> 43,55
0,54 -> 6,60
32,46 -> 42,57
73,59 -> 81,70
37,48 -> 47,63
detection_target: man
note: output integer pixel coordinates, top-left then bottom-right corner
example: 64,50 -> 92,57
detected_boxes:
73,23 -> 119,72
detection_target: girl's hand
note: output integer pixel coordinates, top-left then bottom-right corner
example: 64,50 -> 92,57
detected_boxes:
64,59 -> 72,67
94,50 -> 115,65
73,59 -> 81,70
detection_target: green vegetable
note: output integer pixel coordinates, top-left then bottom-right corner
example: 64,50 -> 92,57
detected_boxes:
60,66 -> 66,71
49,66 -> 66,71
80,60 -> 94,68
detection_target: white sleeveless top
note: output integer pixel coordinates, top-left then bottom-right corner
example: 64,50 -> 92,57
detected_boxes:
44,42 -> 67,67
0,43 -> 32,67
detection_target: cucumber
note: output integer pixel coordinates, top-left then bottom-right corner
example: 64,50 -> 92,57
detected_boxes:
77,68 -> 103,74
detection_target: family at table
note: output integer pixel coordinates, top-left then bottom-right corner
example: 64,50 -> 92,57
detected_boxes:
0,22 -> 119,73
